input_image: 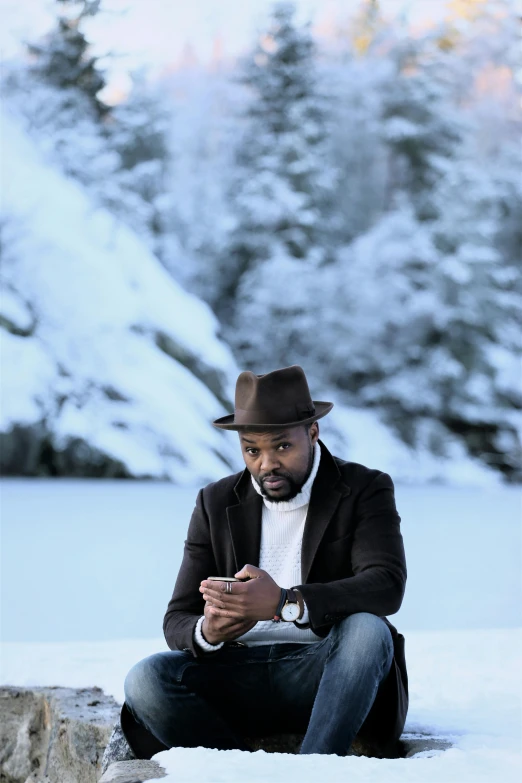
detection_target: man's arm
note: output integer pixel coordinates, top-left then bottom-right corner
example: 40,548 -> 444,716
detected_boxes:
163,487 -> 256,656
163,488 -> 218,656
295,471 -> 406,629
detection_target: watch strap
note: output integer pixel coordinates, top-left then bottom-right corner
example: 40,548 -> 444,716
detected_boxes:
272,588 -> 287,622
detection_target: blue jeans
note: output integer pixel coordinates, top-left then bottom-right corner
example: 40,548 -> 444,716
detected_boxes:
124,612 -> 393,756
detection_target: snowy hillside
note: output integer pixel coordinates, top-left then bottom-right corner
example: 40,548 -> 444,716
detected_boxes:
0,108 -> 505,486
0,108 -> 241,483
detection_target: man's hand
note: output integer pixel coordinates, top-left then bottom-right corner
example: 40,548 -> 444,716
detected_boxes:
201,602 -> 256,645
200,565 -> 281,629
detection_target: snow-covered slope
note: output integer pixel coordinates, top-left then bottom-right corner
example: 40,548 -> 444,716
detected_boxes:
0,108 -> 241,483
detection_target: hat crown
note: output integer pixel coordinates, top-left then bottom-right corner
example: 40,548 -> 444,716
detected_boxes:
212,365 -> 333,430
234,366 -> 315,427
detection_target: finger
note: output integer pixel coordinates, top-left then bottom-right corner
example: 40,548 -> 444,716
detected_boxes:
234,564 -> 262,580
207,606 -> 244,619
202,594 -> 231,610
201,581 -> 248,595
200,586 -> 245,602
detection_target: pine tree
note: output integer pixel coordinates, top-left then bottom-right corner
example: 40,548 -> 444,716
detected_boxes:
379,36 -> 464,222
28,0 -> 108,119
217,2 -> 335,327
105,72 -> 175,260
351,0 -> 383,56
320,13 -> 522,479
3,0 -> 115,192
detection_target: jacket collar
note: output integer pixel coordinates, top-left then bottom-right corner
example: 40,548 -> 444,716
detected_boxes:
227,440 -> 351,581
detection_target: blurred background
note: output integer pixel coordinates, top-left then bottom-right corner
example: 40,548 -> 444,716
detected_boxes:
1,0 -> 521,647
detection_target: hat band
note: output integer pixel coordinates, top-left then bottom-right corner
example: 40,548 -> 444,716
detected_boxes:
234,404 -> 315,426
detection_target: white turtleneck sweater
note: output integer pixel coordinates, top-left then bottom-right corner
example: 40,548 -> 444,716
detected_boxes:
195,443 -> 323,651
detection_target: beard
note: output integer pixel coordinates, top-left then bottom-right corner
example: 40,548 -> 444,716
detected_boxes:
259,443 -> 314,503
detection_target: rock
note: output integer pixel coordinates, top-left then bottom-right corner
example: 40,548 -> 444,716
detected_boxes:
100,722 -> 136,774
98,760 -> 166,783
402,733 -> 453,758
244,731 -> 452,758
0,686 -> 120,783
245,733 -> 304,754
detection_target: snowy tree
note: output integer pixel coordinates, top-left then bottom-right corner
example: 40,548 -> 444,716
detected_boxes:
104,72 -> 178,263
226,2 -> 521,479
318,7 -> 522,479
27,0 -> 108,119
5,2 -> 184,271
3,0 -> 116,193
217,2 -> 336,328
379,36 -> 464,222
350,0 -> 384,56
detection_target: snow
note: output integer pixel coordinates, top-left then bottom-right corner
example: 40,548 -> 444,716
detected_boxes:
1,629 -> 520,782
1,107 -> 240,483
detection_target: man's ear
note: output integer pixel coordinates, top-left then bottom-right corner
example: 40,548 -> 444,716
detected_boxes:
310,421 -> 319,445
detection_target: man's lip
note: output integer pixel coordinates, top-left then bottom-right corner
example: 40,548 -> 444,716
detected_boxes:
263,477 -> 286,487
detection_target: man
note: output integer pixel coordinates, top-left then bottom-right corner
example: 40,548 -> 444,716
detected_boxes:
120,365 -> 408,758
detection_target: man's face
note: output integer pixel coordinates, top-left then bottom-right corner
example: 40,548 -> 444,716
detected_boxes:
239,423 -> 319,502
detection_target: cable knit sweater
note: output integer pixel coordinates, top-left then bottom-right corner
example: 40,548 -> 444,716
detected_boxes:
195,443 -> 323,651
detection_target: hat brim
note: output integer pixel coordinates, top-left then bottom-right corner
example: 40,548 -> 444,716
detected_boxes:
212,401 -> 334,431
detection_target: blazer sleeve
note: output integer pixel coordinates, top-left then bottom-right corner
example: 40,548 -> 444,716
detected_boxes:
163,488 -> 218,657
296,471 -> 407,630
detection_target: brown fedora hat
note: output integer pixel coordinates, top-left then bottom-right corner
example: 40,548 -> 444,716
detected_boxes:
213,365 -> 333,431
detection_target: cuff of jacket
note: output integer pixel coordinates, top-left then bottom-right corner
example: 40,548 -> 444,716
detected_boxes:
194,615 -> 224,653
294,583 -> 346,629
294,601 -> 310,627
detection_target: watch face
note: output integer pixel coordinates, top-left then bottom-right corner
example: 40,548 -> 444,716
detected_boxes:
281,601 -> 300,621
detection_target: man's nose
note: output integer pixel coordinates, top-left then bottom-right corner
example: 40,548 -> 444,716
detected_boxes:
260,453 -> 281,474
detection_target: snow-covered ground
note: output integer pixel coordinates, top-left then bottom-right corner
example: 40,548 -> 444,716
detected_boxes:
2,630 -> 521,782
1,480 -> 520,781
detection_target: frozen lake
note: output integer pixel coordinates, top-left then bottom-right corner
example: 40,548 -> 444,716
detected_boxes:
1,478 -> 520,643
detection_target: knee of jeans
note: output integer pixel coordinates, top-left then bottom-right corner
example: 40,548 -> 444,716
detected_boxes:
333,612 -> 393,658
124,654 -> 164,712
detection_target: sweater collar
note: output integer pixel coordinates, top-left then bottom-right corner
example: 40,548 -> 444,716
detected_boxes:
250,441 -> 321,511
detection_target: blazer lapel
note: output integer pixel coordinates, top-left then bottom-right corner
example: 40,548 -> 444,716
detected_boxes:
301,441 -> 351,583
226,473 -> 263,573
225,444 -> 350,581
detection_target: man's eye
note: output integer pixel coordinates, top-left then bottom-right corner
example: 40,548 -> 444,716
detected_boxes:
278,444 -> 290,450
246,449 -> 258,455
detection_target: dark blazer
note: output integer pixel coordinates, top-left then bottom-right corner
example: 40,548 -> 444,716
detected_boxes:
162,439 -> 408,748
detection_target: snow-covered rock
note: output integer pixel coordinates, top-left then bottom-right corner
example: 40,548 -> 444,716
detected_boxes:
0,108 -> 241,483
99,760 -> 166,782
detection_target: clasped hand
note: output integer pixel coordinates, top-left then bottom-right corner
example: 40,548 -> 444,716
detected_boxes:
199,564 -> 281,645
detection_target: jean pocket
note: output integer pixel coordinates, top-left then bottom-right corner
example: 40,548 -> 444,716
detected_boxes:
175,660 -> 197,684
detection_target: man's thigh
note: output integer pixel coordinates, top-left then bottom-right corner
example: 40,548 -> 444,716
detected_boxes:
180,641 -> 330,735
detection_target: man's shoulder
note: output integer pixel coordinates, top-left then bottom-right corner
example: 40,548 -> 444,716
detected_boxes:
331,452 -> 393,490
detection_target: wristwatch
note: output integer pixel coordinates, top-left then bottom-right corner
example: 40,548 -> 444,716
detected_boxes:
280,588 -> 303,622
